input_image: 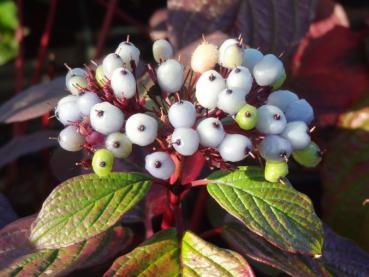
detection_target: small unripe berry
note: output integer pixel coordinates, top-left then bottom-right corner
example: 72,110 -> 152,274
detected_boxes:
145,151 -> 175,180
153,39 -> 173,63
191,42 -> 219,73
67,75 -> 88,95
105,132 -> 132,158
195,70 -> 225,109
58,125 -> 85,152
272,69 -> 286,90
95,65 -> 106,87
235,104 -> 258,130
92,149 -> 114,177
292,142 -> 322,168
65,68 -> 86,88
218,38 -> 238,65
218,134 -> 252,162
264,160 -> 289,183
156,59 -> 184,93
221,44 -> 244,69
115,41 -> 140,71
111,67 -> 136,99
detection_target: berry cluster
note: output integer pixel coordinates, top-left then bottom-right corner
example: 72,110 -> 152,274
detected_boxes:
55,36 -> 322,183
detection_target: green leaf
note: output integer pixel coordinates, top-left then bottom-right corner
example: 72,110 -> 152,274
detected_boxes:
223,223 -> 328,277
0,0 -> 18,65
103,228 -> 180,277
182,231 -> 255,276
207,166 -> 323,256
30,173 -> 151,249
1,226 -> 132,277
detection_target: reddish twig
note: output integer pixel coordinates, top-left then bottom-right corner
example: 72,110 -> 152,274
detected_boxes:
95,0 -> 117,59
190,187 -> 208,232
31,0 -> 58,84
96,0 -> 150,39
200,227 -> 224,240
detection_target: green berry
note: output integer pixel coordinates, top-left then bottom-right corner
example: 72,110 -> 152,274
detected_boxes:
95,65 -> 106,88
292,142 -> 322,168
264,160 -> 289,182
271,69 -> 286,90
92,149 -> 114,177
235,104 -> 258,130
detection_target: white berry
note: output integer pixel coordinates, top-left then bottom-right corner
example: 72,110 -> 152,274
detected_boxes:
171,128 -> 199,156
157,59 -> 184,93
197,117 -> 225,148
253,54 -> 284,86
217,88 -> 246,115
281,121 -> 311,150
168,100 -> 196,128
285,99 -> 314,124
267,90 -> 299,111
77,92 -> 101,116
153,39 -> 173,63
102,53 -> 124,79
243,48 -> 264,72
90,102 -> 125,135
259,135 -> 292,161
218,134 -> 252,162
111,67 -> 136,99
145,151 -> 175,180
195,70 -> 226,109
226,66 -> 252,96
58,125 -> 85,152
256,105 -> 287,134
125,113 -> 158,146
105,132 -> 132,158
55,100 -> 82,125
115,41 -> 140,71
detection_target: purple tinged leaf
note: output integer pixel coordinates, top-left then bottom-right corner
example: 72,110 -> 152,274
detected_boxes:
167,0 -> 318,55
0,77 -> 66,123
1,226 -> 132,276
0,215 -> 36,268
0,193 -> 17,228
0,130 -> 59,170
322,226 -> 369,277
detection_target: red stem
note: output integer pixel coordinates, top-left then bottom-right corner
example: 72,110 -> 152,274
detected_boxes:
190,179 -> 208,187
200,227 -> 224,240
96,0 -> 150,39
95,0 -> 117,59
31,0 -> 58,84
190,187 -> 208,232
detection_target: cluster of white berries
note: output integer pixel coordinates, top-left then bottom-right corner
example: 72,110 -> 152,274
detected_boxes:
55,36 -> 322,183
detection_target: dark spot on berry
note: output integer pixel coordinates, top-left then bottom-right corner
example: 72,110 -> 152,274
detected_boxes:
209,74 -> 216,81
245,111 -> 252,118
123,41 -> 132,45
154,160 -> 162,168
121,70 -> 128,75
138,125 -> 145,131
235,68 -> 241,73
96,110 -> 104,117
55,111 -> 59,118
226,89 -> 233,94
113,53 -> 120,58
280,151 -> 287,158
273,114 -> 281,120
178,100 -> 184,104
113,141 -> 120,148
175,139 -> 181,146
244,147 -> 251,155
212,121 -> 220,128
100,161 -> 106,168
